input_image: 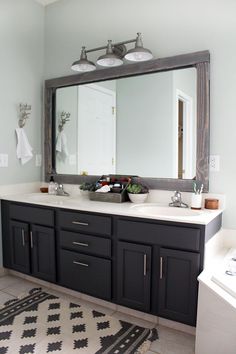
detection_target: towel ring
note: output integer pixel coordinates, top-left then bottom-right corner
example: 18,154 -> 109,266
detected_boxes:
19,104 -> 31,128
58,111 -> 70,132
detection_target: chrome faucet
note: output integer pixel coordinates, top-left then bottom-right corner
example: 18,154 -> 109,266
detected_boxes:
169,191 -> 188,208
55,184 -> 70,196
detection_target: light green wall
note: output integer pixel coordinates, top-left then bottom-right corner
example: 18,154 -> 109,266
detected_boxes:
44,0 -> 236,229
0,0 -> 44,184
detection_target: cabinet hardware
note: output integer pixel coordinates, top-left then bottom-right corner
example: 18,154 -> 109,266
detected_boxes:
30,231 -> 33,249
73,261 -> 89,267
160,257 -> 163,279
143,254 -> 147,276
72,221 -> 89,226
72,241 -> 89,247
21,229 -> 25,246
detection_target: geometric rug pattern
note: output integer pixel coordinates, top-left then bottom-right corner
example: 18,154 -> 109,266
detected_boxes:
0,288 -> 158,354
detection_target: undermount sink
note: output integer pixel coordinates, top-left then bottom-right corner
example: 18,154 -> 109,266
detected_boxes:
131,203 -> 203,218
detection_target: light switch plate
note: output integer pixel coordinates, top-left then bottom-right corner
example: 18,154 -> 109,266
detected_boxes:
35,154 -> 42,167
0,154 -> 8,167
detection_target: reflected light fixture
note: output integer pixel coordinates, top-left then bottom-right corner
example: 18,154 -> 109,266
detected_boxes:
71,32 -> 153,73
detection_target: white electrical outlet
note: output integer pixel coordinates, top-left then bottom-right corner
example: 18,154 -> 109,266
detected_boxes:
35,154 -> 42,167
0,154 -> 8,167
209,155 -> 220,172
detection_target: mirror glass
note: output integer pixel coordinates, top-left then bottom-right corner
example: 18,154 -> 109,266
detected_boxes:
55,67 -> 197,179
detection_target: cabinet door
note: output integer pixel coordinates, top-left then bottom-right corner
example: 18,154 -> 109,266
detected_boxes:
158,248 -> 200,326
10,221 -> 30,274
31,225 -> 56,282
117,242 -> 151,312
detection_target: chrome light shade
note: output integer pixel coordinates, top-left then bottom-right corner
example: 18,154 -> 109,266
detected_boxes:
125,33 -> 153,62
71,47 -> 96,72
97,40 -> 123,67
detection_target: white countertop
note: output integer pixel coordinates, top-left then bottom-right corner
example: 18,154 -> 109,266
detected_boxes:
1,192 -> 222,225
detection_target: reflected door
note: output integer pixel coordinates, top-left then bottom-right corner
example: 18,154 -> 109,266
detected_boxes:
78,84 -> 116,175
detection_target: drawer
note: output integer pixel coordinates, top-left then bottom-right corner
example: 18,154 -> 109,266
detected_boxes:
58,210 -> 112,236
59,249 -> 111,300
117,219 -> 201,251
60,230 -> 111,258
9,203 -> 54,227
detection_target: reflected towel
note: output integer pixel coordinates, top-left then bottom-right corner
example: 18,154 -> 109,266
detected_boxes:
56,131 -> 69,157
15,128 -> 33,165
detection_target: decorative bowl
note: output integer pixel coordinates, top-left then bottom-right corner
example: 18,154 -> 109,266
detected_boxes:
128,193 -> 148,204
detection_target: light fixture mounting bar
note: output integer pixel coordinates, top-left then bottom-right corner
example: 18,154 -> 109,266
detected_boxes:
85,38 -> 136,54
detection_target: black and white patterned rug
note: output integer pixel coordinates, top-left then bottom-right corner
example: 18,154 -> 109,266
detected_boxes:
0,288 -> 158,354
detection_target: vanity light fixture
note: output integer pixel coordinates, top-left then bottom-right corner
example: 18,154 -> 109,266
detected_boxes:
71,47 -> 96,72
71,32 -> 153,72
97,40 -> 123,67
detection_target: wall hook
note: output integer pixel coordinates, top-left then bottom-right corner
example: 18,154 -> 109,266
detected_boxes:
58,111 -> 70,131
19,103 -> 31,128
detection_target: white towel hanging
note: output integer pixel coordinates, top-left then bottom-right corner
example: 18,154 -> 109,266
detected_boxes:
56,131 -> 69,157
15,128 -> 33,165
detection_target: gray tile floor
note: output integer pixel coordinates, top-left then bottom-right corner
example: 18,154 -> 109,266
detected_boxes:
0,275 -> 195,354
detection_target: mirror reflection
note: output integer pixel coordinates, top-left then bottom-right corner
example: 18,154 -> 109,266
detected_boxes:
55,67 -> 196,179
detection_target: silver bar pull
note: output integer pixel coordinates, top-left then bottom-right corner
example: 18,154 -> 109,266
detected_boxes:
160,257 -> 163,279
30,231 -> 33,249
143,254 -> 147,276
21,229 -> 25,247
72,241 -> 89,247
73,261 -> 89,267
72,221 -> 89,226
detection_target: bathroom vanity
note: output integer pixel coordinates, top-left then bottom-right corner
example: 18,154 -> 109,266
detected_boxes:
1,195 -> 222,326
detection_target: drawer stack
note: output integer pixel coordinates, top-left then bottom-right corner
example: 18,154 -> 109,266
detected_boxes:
57,210 -> 112,300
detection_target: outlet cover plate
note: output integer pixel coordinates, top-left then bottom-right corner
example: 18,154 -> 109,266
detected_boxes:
209,155 -> 220,172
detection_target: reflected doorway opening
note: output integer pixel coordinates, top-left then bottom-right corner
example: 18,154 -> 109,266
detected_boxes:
176,90 -> 194,179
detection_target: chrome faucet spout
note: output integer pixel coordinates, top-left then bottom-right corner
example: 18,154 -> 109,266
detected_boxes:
169,191 -> 188,208
55,184 -> 70,196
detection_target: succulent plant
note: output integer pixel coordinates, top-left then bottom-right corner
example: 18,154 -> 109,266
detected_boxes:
127,183 -> 149,194
79,182 -> 93,191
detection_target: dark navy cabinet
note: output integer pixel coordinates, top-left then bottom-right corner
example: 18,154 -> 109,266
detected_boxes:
10,220 -> 30,274
117,241 -> 152,312
2,201 -> 56,282
158,248 -> 200,325
1,200 -> 222,327
57,209 -> 112,301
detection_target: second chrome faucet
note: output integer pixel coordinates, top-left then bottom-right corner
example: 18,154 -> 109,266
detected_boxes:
169,191 -> 188,208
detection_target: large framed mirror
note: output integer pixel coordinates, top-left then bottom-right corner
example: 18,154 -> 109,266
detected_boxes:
45,50 -> 210,192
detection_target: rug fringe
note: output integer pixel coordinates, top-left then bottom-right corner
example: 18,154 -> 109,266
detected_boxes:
0,287 -> 42,309
135,328 -> 159,354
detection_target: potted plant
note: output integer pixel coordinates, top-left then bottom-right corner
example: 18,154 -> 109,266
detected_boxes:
126,183 -> 149,203
79,182 -> 93,197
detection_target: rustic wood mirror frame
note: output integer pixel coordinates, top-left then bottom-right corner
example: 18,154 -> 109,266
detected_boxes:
45,50 -> 210,192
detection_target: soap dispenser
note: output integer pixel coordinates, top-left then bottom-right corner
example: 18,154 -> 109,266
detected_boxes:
48,176 -> 56,195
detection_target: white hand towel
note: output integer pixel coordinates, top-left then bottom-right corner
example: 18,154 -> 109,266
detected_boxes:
15,128 -> 33,165
56,131 -> 69,157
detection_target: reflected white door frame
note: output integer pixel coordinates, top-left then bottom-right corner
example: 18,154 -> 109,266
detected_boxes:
175,89 -> 194,179
77,84 -> 116,175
